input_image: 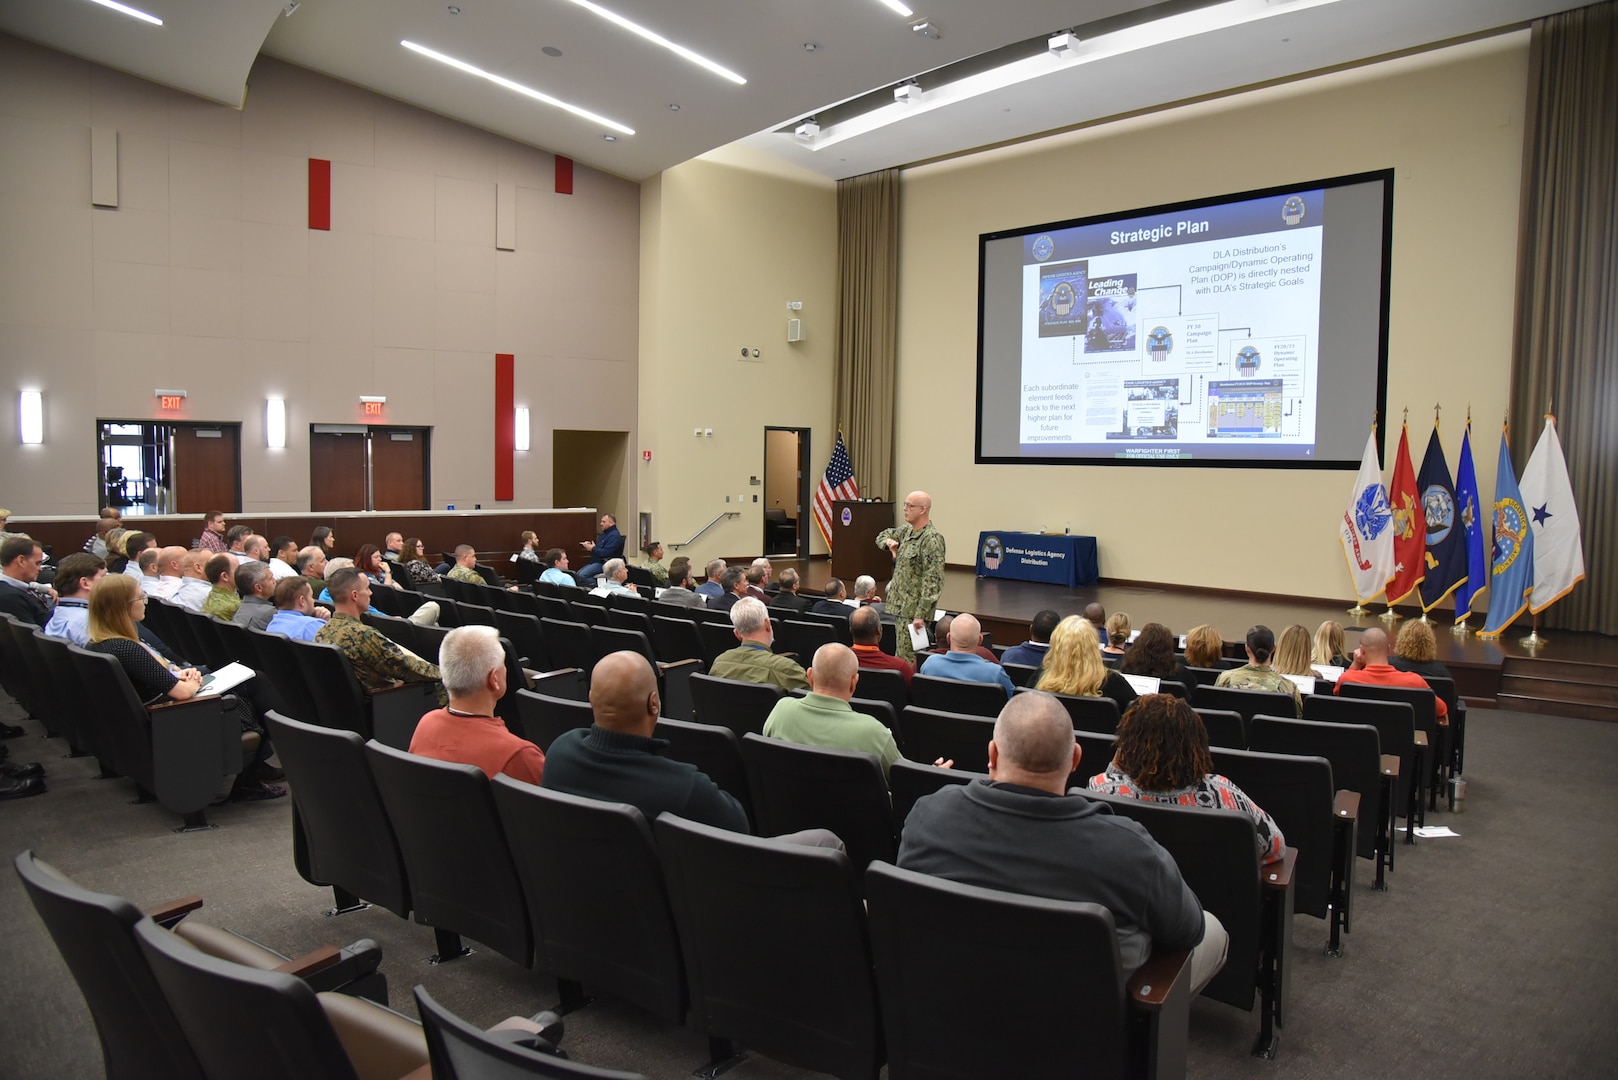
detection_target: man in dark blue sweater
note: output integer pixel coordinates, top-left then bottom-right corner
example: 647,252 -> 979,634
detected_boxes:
543,651 -> 747,832
575,514 -> 624,586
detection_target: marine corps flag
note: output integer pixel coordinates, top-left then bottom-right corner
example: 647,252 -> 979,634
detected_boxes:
1338,429 -> 1394,603
1480,425 -> 1534,638
1416,421 -> 1465,612
1384,422 -> 1426,605
1520,415 -> 1586,614
1453,417 -> 1488,623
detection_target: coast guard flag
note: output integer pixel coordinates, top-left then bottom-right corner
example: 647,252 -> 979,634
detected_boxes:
1453,420 -> 1488,622
1520,416 -> 1586,614
1480,426 -> 1534,637
811,433 -> 860,551
1339,430 -> 1394,603
1385,423 -> 1426,606
1416,423 -> 1466,612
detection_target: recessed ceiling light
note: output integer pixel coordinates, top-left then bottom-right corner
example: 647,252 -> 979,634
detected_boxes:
878,0 -> 913,16
447,4 -> 461,13
803,42 -> 819,52
668,103 -> 681,111
603,134 -> 617,141
84,0 -> 162,25
557,0 -> 746,84
401,41 -> 635,135
542,45 -> 563,57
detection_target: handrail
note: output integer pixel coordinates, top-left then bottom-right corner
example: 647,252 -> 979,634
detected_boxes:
669,512 -> 741,551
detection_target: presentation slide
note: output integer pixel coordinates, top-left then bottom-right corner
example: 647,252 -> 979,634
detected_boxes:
977,172 -> 1392,469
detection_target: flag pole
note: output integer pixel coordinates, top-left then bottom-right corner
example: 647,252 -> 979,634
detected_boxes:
1380,408 -> 1409,624
1453,404 -> 1474,636
1348,413 -> 1377,617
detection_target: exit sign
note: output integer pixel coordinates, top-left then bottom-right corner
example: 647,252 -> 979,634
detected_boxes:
363,400 -> 384,417
159,395 -> 185,411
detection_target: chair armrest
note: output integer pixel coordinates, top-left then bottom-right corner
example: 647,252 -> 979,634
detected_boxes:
1414,730 -> 1429,748
657,658 -> 702,674
1334,790 -> 1361,822
531,667 -> 582,684
1127,948 -> 1192,1010
144,895 -> 204,926
318,992 -> 429,1080
274,944 -> 342,977
367,681 -> 434,699
1380,754 -> 1400,778
1262,847 -> 1298,890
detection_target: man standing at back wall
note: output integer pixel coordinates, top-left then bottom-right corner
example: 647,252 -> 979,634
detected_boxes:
876,490 -> 946,663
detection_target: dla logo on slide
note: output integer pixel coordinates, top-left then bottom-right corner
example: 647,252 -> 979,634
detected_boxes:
1282,196 -> 1306,226
1032,235 -> 1055,261
981,535 -> 1003,570
1355,484 -> 1393,541
1422,484 -> 1455,544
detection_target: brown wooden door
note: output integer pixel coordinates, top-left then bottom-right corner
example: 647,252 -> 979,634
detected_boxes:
371,427 -> 429,511
171,424 -> 240,513
310,431 -> 368,512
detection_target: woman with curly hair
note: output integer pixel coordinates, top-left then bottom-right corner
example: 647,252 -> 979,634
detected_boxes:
1183,624 -> 1224,668
395,537 -> 442,586
1271,624 -> 1314,677
1392,619 -> 1453,682
1089,694 -> 1285,863
1119,622 -> 1200,690
1312,620 -> 1351,669
1035,615 -> 1138,710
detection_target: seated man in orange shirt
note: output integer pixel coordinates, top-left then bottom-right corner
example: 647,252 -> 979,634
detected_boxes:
1335,626 -> 1449,724
408,625 -> 545,783
850,605 -> 913,686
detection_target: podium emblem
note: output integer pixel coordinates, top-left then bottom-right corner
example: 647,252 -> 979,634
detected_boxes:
840,507 -> 852,526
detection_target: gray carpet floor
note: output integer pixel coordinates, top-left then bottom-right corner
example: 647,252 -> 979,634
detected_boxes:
3,696 -> 1616,1079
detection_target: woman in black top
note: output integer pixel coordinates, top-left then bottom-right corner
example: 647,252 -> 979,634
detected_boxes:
1119,622 -> 1200,691
397,537 -> 442,585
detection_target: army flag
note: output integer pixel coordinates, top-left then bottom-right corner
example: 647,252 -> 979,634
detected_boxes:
1480,426 -> 1534,637
1385,423 -> 1426,605
1453,419 -> 1488,622
1520,416 -> 1586,614
1416,423 -> 1465,612
1338,430 -> 1394,603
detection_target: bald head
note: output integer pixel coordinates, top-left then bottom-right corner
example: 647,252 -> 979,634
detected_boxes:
906,491 -> 931,512
1358,627 -> 1389,662
807,643 -> 859,701
157,546 -> 188,577
949,613 -> 982,653
850,604 -> 882,645
991,692 -> 1080,791
589,651 -> 661,737
1082,603 -> 1106,629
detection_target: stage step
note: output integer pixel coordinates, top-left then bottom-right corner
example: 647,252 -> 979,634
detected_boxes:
1498,657 -> 1618,723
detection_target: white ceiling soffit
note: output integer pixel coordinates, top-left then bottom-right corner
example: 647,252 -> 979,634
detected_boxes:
0,0 -> 289,108
736,0 -> 1585,182
256,1 -> 1154,181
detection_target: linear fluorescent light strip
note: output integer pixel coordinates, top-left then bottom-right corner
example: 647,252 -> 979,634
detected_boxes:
557,0 -> 746,85
801,0 -> 1342,150
878,0 -> 914,16
402,41 -> 635,135
85,0 -> 163,25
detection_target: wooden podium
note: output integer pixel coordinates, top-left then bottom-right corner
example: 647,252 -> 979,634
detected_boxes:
830,500 -> 894,586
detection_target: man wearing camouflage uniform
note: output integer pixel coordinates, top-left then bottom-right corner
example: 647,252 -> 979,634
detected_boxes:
876,490 -> 946,663
1215,625 -> 1303,713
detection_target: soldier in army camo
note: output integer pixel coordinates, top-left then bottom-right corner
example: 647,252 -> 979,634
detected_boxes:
875,491 -> 946,663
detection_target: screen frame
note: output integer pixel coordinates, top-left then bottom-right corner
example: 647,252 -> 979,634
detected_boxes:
973,168 -> 1394,470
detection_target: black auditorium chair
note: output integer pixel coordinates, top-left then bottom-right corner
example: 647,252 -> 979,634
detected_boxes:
14,850 -> 389,1080
68,644 -> 241,831
491,777 -> 687,1021
365,741 -> 532,967
851,666 -> 908,719
651,615 -> 705,666
1083,792 -> 1295,1058
1195,707 -> 1249,750
898,707 -> 994,774
689,673 -> 782,738
589,624 -> 699,721
452,601 -> 498,628
865,861 -> 1192,1080
740,734 -> 895,872
1002,662 -> 1041,688
1017,686 -> 1122,734
654,814 -> 883,1080
1158,679 -> 1190,700
1251,715 -> 1392,892
1336,681 -> 1446,815
1211,746 -> 1357,957
910,674 -> 1006,718
0,616 -> 46,728
1185,666 -> 1226,687
654,718 -> 753,827
1194,683 -> 1299,721
535,594 -> 576,622
697,621 -> 740,667
265,712 -> 412,918
513,689 -> 593,752
30,629 -> 88,753
775,619 -> 838,662
132,918 -> 431,1080
604,605 -> 654,637
414,986 -> 647,1080
495,608 -> 549,669
1069,730 -> 1118,787
1304,693 -> 1421,845
541,618 -> 599,678
887,759 -> 980,836
293,638 -> 437,750
249,628 -> 325,725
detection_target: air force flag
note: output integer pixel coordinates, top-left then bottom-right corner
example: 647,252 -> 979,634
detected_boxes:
1520,416 -> 1586,614
1339,430 -> 1394,603
1480,426 -> 1534,638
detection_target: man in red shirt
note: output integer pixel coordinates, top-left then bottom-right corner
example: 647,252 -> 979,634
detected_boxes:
850,605 -> 913,685
409,625 -> 545,783
1335,626 -> 1449,722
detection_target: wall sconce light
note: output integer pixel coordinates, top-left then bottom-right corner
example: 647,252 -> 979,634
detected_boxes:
19,391 -> 43,444
266,398 -> 287,448
514,406 -> 530,452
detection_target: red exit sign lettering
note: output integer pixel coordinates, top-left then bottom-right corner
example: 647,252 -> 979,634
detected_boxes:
159,395 -> 185,411
363,401 -> 384,416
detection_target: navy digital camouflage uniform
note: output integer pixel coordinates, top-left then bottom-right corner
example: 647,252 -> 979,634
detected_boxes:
875,522 -> 946,662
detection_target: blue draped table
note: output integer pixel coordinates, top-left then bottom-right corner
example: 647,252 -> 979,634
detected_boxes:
974,532 -> 1099,588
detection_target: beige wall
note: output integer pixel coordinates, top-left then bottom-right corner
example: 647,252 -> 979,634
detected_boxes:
0,35 -> 639,516
637,157 -> 837,561
895,34 -> 1530,600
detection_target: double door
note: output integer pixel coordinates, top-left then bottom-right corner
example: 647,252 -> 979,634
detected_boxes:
310,425 -> 430,512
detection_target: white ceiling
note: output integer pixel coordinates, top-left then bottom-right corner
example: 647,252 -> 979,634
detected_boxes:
0,0 -> 1586,182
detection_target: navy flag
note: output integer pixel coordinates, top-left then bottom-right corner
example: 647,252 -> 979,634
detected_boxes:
1416,423 -> 1465,612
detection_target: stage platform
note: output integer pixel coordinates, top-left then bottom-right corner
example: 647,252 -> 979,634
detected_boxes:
753,557 -> 1617,719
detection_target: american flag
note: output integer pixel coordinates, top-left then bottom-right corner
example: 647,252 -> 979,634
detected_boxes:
812,433 -> 860,550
